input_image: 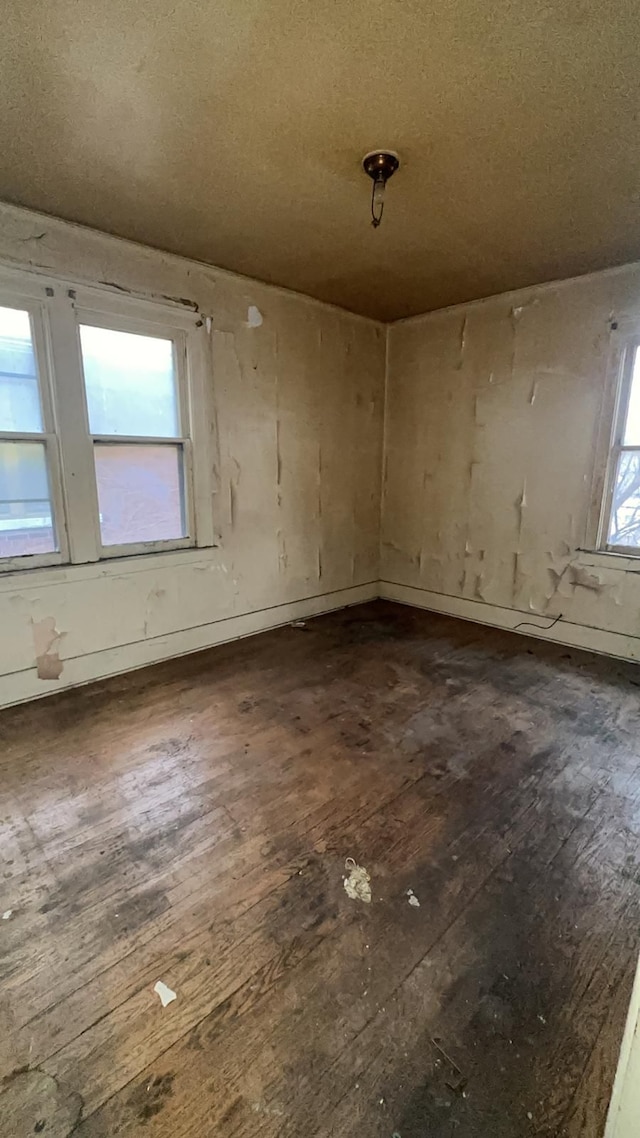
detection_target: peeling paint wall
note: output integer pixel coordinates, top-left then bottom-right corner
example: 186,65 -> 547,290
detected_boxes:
5,203 -> 640,705
381,267 -> 640,660
0,204 -> 384,706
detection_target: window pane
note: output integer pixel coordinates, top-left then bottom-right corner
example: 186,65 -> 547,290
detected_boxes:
94,444 -> 186,546
624,348 -> 640,445
80,325 -> 179,437
0,441 -> 56,557
0,306 -> 43,432
608,450 -> 640,548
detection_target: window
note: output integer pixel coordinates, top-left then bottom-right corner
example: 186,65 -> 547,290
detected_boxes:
599,336 -> 640,554
78,321 -> 189,552
0,268 -> 213,571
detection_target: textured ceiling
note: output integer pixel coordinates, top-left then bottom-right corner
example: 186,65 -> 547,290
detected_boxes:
2,1 -> 640,321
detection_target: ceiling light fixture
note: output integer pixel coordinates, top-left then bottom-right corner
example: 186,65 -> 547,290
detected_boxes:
362,150 -> 400,228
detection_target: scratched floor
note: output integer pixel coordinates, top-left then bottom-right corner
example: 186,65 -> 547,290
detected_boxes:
1,600 -> 640,1137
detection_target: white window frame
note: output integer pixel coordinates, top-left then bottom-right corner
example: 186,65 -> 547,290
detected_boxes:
75,303 -> 196,560
0,283 -> 70,571
0,265 -> 215,573
585,322 -> 640,560
597,334 -> 640,556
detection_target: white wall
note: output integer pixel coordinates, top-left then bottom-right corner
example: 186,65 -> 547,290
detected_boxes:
0,204 -> 384,706
381,266 -> 640,661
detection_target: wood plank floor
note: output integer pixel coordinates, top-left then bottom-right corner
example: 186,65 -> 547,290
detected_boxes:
1,600 -> 640,1138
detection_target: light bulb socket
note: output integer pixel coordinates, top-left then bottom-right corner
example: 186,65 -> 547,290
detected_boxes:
362,150 -> 400,184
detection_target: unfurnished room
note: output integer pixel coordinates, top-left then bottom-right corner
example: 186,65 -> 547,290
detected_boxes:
1,3 -> 640,1136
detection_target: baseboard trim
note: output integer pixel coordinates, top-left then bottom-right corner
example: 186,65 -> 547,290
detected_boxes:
0,581 -> 378,708
380,580 -> 640,664
4,577 -> 639,707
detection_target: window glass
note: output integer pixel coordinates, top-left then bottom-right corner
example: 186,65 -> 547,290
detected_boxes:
608,451 -> 640,549
0,441 -> 56,556
94,443 -> 185,546
0,306 -> 43,432
80,325 -> 179,437
623,347 -> 640,445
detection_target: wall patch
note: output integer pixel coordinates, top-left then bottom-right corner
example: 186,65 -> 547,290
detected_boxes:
32,616 -> 66,681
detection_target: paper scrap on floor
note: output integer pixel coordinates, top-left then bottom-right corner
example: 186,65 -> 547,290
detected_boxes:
154,980 -> 177,1007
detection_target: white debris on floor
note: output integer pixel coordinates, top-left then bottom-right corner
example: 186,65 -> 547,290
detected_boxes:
2,910 -> 13,920
343,857 -> 372,903
153,980 -> 177,1007
406,889 -> 420,907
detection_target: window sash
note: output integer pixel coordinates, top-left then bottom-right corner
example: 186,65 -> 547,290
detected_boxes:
77,312 -> 185,438
0,432 -> 68,570
0,266 -> 214,572
92,438 -> 194,559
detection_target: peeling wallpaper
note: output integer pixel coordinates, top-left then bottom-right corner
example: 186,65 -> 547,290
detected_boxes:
382,269 -> 640,658
3,202 -> 640,707
0,205 -> 384,705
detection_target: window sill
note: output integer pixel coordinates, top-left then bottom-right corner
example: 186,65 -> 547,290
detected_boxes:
0,543 -> 219,593
576,548 -> 640,573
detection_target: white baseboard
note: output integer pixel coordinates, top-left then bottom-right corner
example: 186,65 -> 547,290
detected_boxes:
4,577 -> 639,708
1,581 -> 377,708
380,580 -> 640,664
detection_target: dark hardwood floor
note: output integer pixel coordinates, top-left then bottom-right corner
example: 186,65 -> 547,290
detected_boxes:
1,600 -> 639,1137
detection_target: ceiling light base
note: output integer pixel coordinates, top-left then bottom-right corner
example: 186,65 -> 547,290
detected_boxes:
362,150 -> 400,183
